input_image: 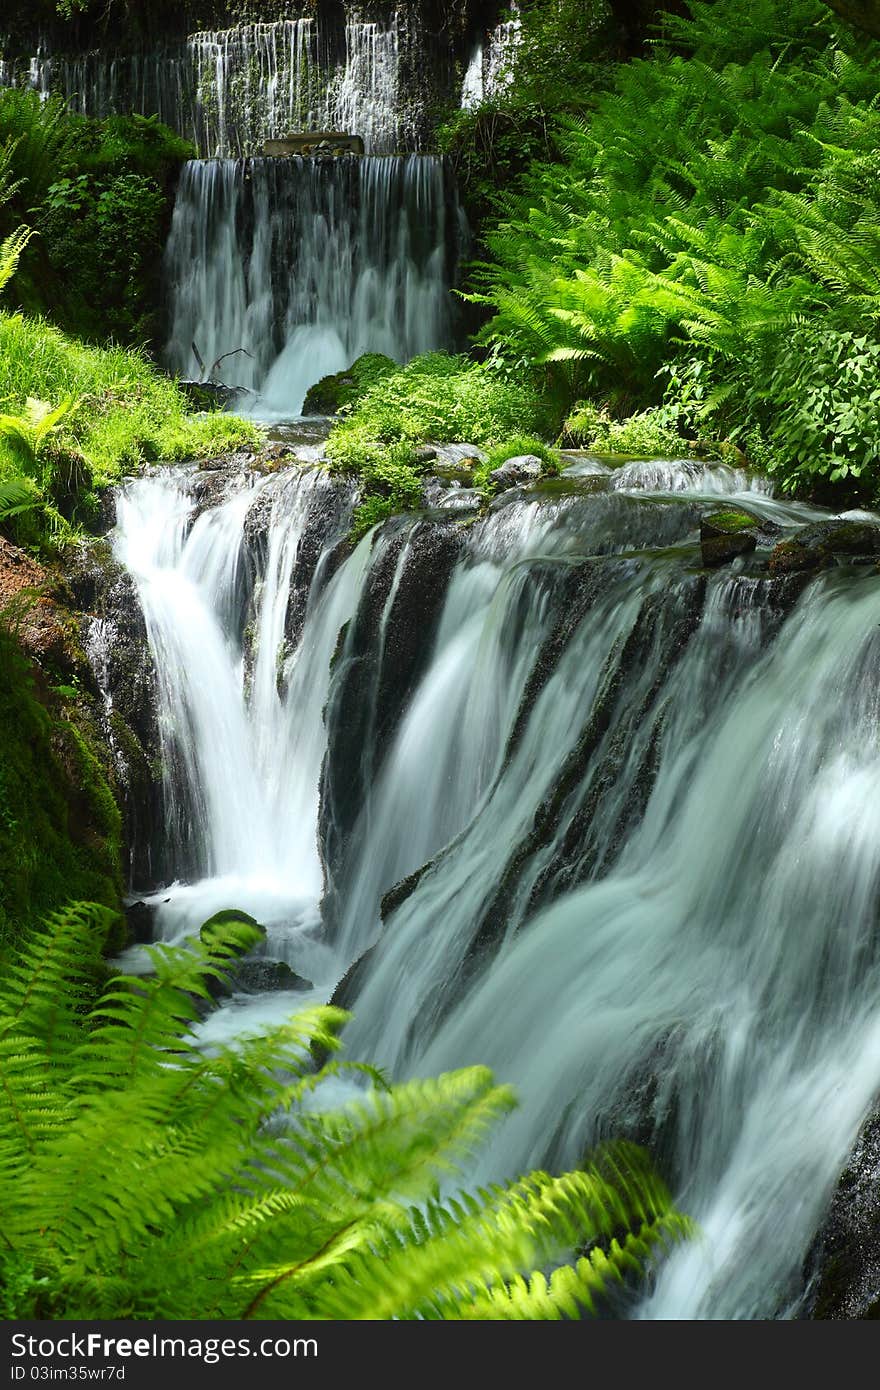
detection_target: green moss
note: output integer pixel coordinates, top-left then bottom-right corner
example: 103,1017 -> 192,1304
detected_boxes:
302,353 -> 396,416
704,509 -> 760,534
0,623 -> 123,954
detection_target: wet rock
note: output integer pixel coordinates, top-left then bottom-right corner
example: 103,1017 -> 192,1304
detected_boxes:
430,442 -> 487,486
768,520 -> 880,576
329,945 -> 379,1012
489,454 -> 544,489
412,444 -> 439,467
283,474 -> 358,652
177,380 -> 243,412
126,899 -> 157,945
235,960 -> 313,994
66,537 -> 166,888
805,1106 -> 880,1318
423,478 -> 481,512
319,518 -> 463,923
700,508 -> 761,567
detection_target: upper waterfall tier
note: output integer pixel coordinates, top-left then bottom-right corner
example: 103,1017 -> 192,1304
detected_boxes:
0,3 -> 513,155
163,155 -> 463,416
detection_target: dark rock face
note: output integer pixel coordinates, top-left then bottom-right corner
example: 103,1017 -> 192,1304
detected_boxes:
318,517 -> 464,923
768,519 -> 880,576
281,474 -> 357,654
806,1106 -> 880,1319
66,538 -> 166,889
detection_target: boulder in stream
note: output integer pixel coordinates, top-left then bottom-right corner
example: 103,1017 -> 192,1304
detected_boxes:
768,519 -> 880,575
700,508 -> 761,566
489,454 -> 545,489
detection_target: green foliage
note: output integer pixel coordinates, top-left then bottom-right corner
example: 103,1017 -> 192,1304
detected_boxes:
437,0 -> 614,228
0,227 -> 33,296
741,327 -> 880,486
0,904 -> 690,1319
328,352 -> 547,458
562,403 -> 688,456
471,0 -> 880,495
0,624 -> 122,951
0,89 -> 193,344
0,311 -> 261,489
0,395 -> 79,475
327,353 -> 548,534
0,475 -> 40,522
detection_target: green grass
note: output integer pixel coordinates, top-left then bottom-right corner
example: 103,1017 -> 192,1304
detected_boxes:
326,353 -> 552,536
0,311 -> 261,488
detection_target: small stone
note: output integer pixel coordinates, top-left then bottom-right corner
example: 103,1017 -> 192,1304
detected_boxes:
488,454 -> 544,489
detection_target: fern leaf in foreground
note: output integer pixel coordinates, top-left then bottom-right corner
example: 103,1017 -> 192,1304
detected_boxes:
0,902 -> 691,1319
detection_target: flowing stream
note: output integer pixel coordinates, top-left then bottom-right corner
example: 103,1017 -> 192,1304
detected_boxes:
98,449 -> 880,1319
163,154 -> 460,414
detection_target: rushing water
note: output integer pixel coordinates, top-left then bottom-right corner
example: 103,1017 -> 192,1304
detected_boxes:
163,154 -> 459,414
1,13 -> 418,156
98,450 -> 880,1318
460,3 -> 522,109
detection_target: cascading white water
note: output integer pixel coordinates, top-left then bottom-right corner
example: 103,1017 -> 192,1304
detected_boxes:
111,463 -> 368,982
163,154 -> 458,416
460,4 -> 522,108
1,11 -> 416,156
102,450 -> 880,1318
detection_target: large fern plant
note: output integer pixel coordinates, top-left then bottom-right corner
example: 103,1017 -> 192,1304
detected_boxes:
0,903 -> 690,1320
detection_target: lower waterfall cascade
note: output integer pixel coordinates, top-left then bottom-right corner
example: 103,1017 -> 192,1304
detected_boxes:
163,154 -> 462,416
92,447 -> 880,1320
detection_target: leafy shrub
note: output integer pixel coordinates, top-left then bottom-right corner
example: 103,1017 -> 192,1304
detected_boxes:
562,404 -> 688,457
756,328 -> 880,487
474,434 -> 560,490
329,353 -> 547,452
470,0 -> 880,495
0,902 -> 691,1318
327,353 -> 549,534
0,89 -> 193,343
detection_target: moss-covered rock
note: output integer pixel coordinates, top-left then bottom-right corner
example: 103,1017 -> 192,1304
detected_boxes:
0,621 -> 123,954
700,508 -> 761,566
301,353 -> 397,416
768,519 -> 880,576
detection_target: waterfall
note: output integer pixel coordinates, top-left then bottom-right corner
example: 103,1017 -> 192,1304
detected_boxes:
1,11 -> 419,156
99,448 -> 880,1317
163,155 -> 459,415
460,4 -> 523,108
